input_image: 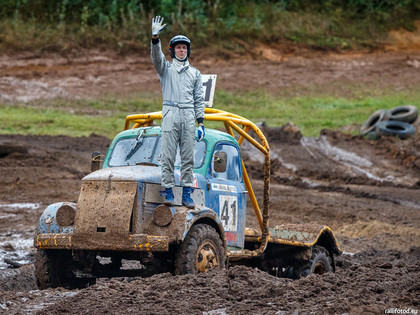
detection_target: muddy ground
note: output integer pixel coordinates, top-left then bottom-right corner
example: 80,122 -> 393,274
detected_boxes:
0,47 -> 420,314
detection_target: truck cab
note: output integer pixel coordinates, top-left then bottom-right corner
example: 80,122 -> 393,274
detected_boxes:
93,125 -> 246,249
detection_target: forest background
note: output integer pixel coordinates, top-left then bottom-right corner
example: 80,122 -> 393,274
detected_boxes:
1,0 -> 420,54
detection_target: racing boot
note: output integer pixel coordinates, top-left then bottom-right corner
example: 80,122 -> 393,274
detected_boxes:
160,188 -> 174,206
182,187 -> 195,209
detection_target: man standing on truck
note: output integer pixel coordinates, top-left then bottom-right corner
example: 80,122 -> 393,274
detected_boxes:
150,16 -> 205,209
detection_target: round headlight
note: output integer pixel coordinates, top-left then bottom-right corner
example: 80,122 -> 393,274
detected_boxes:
153,204 -> 174,227
56,204 -> 76,227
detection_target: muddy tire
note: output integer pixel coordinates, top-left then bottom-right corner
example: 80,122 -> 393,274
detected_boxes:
289,246 -> 332,279
175,224 -> 225,275
35,249 -> 95,289
360,109 -> 390,136
376,120 -> 415,140
389,105 -> 418,124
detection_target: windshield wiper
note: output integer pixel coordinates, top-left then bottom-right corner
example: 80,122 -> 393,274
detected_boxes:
125,129 -> 145,161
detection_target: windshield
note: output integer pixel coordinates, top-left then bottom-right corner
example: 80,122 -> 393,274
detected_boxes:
108,135 -> 207,168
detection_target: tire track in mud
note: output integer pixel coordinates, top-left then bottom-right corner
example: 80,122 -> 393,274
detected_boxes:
273,175 -> 420,209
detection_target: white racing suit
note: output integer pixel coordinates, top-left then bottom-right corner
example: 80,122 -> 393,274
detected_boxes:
151,39 -> 205,189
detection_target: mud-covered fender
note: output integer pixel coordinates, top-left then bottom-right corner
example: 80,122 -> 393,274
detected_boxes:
144,206 -> 226,249
36,202 -> 76,234
313,227 -> 342,271
268,224 -> 341,271
269,224 -> 341,255
314,227 -> 342,257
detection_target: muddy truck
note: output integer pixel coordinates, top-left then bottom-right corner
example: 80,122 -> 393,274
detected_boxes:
34,108 -> 341,289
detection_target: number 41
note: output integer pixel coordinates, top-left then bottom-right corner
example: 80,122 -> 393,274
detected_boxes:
221,199 -> 237,226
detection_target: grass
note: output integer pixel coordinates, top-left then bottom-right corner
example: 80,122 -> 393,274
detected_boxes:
0,105 -> 126,138
212,90 -> 420,135
1,90 -> 419,139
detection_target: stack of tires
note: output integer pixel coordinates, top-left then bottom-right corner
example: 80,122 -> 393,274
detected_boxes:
360,105 -> 418,140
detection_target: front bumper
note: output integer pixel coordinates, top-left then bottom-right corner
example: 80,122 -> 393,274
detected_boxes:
34,233 -> 169,252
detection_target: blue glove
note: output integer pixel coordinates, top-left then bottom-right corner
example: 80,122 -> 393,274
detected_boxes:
197,125 -> 205,142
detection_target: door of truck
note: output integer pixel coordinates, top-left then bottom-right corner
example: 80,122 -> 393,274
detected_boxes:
206,142 -> 246,249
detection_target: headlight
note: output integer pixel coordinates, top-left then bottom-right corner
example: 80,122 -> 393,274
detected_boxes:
56,204 -> 76,227
153,204 -> 174,227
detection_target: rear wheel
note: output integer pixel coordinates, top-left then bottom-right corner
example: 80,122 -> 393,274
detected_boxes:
175,224 -> 225,275
288,246 -> 332,279
35,249 -> 96,289
309,246 -> 332,275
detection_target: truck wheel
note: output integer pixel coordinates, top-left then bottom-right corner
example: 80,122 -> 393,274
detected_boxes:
175,224 -> 226,275
289,246 -> 332,279
35,249 -> 95,289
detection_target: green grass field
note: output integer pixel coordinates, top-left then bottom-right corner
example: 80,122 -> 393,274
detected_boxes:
1,90 -> 419,139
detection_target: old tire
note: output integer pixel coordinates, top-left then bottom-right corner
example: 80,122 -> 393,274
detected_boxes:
175,224 -> 226,275
376,120 -> 415,140
389,105 -> 418,124
290,246 -> 332,279
360,109 -> 390,136
35,249 -> 95,289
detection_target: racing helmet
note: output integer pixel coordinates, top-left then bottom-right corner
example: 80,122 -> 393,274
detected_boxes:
168,35 -> 191,58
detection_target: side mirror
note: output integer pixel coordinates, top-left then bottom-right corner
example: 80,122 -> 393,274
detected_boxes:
91,151 -> 102,172
213,151 -> 227,173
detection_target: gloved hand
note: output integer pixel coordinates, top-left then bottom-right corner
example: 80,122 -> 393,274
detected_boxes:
152,16 -> 166,36
197,125 -> 205,142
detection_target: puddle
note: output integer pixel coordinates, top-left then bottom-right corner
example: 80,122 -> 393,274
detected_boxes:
0,203 -> 41,210
0,233 -> 34,269
301,136 -> 373,167
3,290 -> 80,314
0,214 -> 17,219
277,155 -> 297,172
0,203 -> 41,270
300,136 -> 391,182
203,308 -> 228,315
302,179 -> 322,188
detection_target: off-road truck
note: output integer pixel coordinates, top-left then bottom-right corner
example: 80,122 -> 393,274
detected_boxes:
34,108 -> 341,289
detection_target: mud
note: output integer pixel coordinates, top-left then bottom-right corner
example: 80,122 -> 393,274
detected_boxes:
36,248 -> 420,314
0,50 -> 420,314
1,50 -> 420,102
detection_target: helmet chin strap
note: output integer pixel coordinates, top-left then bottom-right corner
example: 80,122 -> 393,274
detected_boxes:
175,55 -> 188,62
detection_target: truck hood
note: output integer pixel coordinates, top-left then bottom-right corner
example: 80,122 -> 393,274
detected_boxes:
82,165 -> 162,183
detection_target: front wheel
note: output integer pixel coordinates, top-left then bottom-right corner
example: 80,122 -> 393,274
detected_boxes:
35,249 -> 95,289
175,224 -> 226,275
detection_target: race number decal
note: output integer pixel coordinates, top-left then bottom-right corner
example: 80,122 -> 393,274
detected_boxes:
201,74 -> 217,108
219,195 -> 237,232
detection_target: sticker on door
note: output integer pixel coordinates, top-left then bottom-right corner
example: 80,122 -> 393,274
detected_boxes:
219,195 -> 238,232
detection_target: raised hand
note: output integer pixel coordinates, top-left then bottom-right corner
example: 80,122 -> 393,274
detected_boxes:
152,16 -> 166,36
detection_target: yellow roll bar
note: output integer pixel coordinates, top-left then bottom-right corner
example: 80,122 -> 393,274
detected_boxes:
124,108 -> 270,254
